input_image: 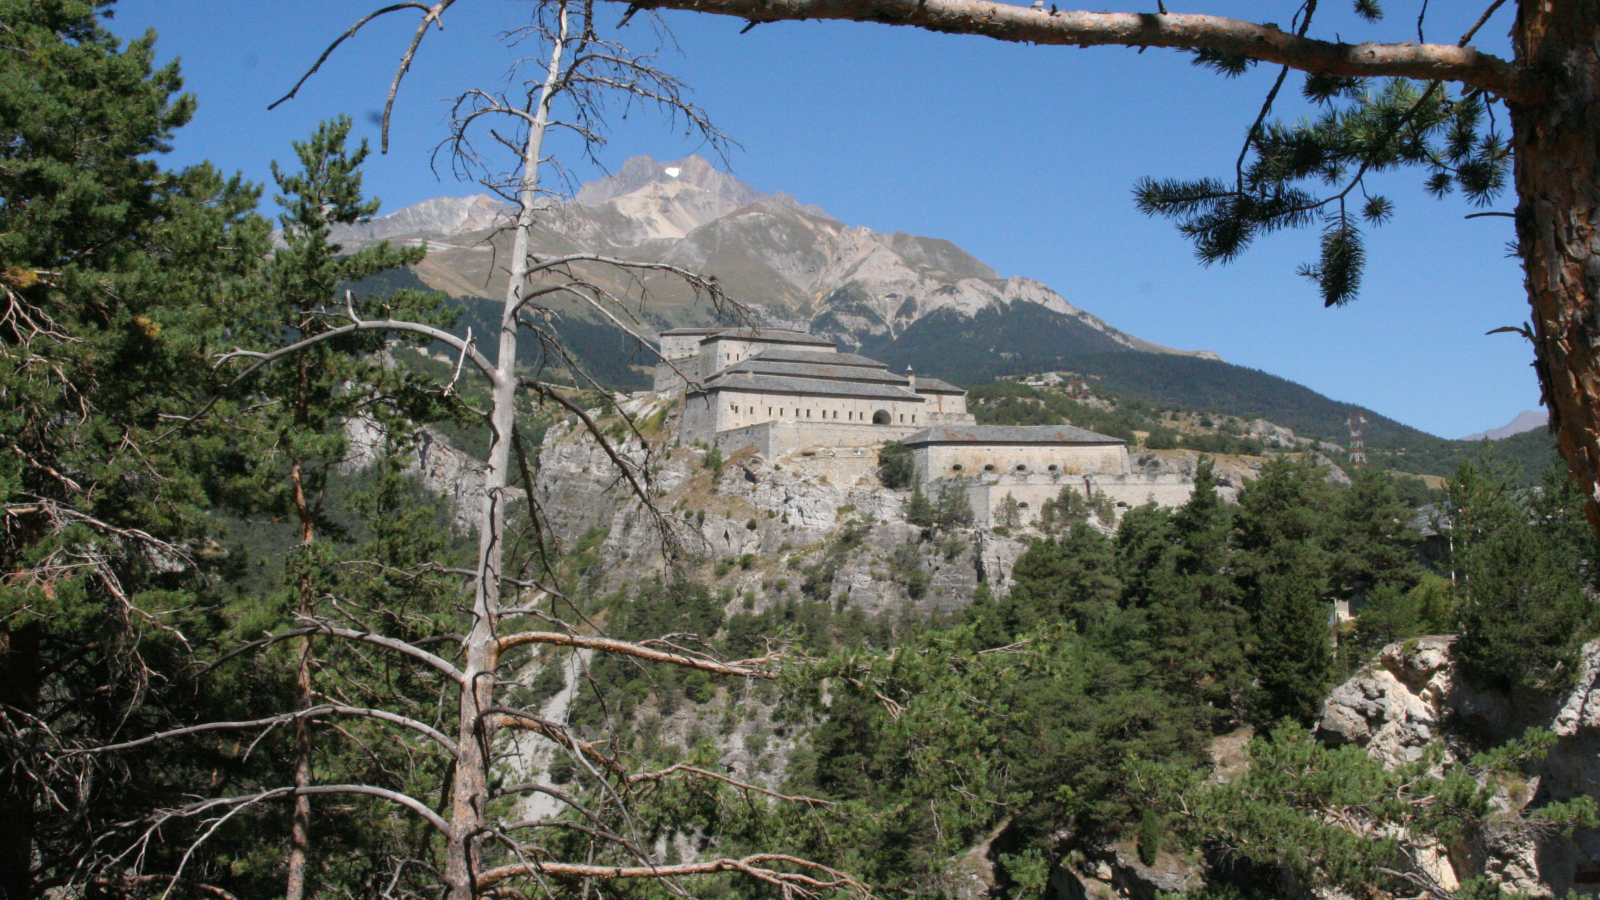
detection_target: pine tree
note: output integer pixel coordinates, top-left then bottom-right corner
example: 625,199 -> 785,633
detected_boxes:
934,483 -> 975,530
1451,456 -> 1598,691
1141,459 -> 1250,722
1233,457 -> 1336,725
1331,468 -> 1424,602
1001,523 -> 1123,640
905,486 -> 935,529
236,116 -> 455,900
0,4 -> 273,893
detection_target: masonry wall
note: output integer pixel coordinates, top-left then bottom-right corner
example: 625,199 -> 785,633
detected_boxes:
681,391 -> 717,446
708,389 -> 929,434
912,442 -> 1129,483
659,333 -> 709,360
652,355 -> 702,392
712,420 -> 919,458
916,390 -> 969,420
696,337 -> 836,380
960,473 -> 1193,528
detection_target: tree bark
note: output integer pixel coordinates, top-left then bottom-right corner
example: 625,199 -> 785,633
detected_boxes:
441,8 -> 568,898
286,371 -> 316,900
1510,0 -> 1600,526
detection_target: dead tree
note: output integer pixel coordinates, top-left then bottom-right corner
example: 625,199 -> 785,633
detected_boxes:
65,3 -> 864,899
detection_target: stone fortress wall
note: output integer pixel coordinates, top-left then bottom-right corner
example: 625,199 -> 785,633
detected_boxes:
709,420 -> 920,458
655,325 -> 1194,527
911,441 -> 1129,482
956,473 -> 1194,529
689,388 -> 933,436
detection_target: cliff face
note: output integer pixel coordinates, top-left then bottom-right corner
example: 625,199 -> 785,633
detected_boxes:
502,394 -> 1028,795
529,394 -> 1027,611
1317,637 -> 1600,895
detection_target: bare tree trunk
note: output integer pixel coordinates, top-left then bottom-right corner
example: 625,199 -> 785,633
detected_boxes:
286,585 -> 314,900
286,381 -> 316,900
1512,0 -> 1600,526
441,9 -> 568,899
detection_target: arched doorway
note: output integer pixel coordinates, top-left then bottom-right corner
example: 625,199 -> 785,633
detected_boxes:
872,409 -> 892,425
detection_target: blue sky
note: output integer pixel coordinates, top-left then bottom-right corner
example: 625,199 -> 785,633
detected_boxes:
109,0 -> 1534,439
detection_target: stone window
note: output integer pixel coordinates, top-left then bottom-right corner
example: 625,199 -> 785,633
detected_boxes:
872,410 -> 891,425
1048,464 -> 1060,472
983,464 -> 996,472
1015,464 -> 1028,472
951,464 -> 963,472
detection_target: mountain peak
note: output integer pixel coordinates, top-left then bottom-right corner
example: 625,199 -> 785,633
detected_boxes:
1458,409 -> 1547,441
329,194 -> 510,244
574,155 -> 758,207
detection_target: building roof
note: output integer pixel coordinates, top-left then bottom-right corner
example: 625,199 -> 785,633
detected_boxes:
692,372 -> 924,402
658,326 -> 727,336
902,424 -> 1124,445
749,348 -> 882,368
719,358 -> 910,385
912,377 -> 964,394
699,327 -> 834,347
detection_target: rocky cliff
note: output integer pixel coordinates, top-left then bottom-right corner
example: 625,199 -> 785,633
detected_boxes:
529,393 -> 1028,611
1318,637 -> 1600,895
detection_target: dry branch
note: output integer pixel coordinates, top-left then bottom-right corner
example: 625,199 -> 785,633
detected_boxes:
626,0 -> 1524,100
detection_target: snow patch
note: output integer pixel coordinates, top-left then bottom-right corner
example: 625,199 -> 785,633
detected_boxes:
664,167 -> 681,178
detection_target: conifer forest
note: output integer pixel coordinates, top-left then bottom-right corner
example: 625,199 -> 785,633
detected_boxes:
6,2 -> 1600,899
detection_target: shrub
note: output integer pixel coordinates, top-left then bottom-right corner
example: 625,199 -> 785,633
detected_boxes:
1138,809 -> 1162,866
879,441 -> 914,489
704,447 -> 725,476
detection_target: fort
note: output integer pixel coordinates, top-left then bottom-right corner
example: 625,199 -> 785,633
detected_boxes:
659,327 -> 1191,525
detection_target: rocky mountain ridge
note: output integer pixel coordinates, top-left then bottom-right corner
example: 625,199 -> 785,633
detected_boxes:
1460,409 -> 1548,442
331,155 -> 1219,361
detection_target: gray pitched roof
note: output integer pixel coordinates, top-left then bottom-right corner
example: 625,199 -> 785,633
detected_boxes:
912,377 -> 964,394
749,348 -> 884,369
692,372 -> 924,401
700,328 -> 834,347
658,326 -> 726,336
720,358 -> 910,385
902,424 -> 1124,445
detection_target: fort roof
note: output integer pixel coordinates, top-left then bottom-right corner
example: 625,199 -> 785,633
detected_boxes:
911,377 -> 964,394
903,424 -> 1124,445
748,348 -> 885,368
658,326 -> 726,336
691,372 -> 923,402
718,358 -> 910,385
698,328 -> 834,347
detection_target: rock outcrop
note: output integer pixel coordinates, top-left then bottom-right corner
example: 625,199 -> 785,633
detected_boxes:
1318,637 -> 1600,895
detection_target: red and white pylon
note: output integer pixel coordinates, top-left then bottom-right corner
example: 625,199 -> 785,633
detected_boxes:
1347,412 -> 1367,467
